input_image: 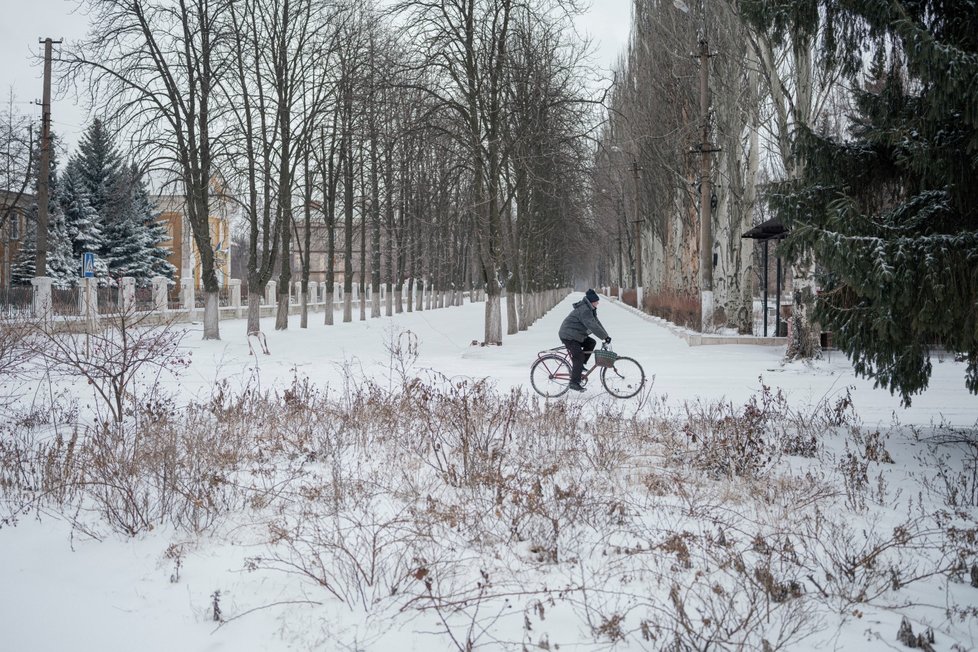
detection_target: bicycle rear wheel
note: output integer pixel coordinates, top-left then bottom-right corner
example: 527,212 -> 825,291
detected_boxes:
530,354 -> 572,397
600,356 -> 646,398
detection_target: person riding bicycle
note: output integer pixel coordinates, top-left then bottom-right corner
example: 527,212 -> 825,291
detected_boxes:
558,289 -> 611,392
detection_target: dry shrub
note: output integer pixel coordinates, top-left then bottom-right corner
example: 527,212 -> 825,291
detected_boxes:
642,290 -> 701,330
253,503 -> 424,610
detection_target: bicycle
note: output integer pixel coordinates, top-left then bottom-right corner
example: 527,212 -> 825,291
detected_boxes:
530,344 -> 646,399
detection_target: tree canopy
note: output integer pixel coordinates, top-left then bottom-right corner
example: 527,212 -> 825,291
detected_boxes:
768,0 -> 978,404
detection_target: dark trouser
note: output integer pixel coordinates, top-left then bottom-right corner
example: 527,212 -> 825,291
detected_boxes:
561,336 -> 596,384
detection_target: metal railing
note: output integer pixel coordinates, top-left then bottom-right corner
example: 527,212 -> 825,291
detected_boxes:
98,287 -> 122,315
134,286 -> 155,312
52,287 -> 81,316
0,285 -> 34,319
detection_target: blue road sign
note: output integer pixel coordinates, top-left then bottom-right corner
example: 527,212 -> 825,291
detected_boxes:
82,252 -> 95,278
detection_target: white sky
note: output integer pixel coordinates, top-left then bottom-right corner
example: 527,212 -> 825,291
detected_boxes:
0,0 -> 633,154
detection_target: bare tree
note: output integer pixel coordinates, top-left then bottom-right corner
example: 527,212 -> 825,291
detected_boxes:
0,91 -> 35,237
68,0 -> 232,340
393,0 -> 519,344
736,0 -> 849,356
221,0 -> 340,334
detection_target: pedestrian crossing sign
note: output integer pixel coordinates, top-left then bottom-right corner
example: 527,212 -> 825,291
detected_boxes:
82,252 -> 95,278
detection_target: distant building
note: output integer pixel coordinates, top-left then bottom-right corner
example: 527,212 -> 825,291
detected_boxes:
289,216 -> 367,287
155,188 -> 233,291
0,189 -> 31,289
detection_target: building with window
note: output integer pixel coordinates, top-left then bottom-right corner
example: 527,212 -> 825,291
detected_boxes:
0,190 -> 31,288
155,188 -> 234,291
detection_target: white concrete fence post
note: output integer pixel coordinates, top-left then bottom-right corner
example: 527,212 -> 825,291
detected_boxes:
81,277 -> 98,328
229,278 -> 242,317
120,277 -> 135,313
151,276 -> 168,312
31,276 -> 53,322
308,281 -> 318,311
265,280 -> 276,307
181,278 -> 195,312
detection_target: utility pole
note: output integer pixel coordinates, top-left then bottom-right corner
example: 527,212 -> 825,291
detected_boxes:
697,36 -> 718,332
35,37 -> 61,278
616,218 -> 624,290
631,159 -> 644,310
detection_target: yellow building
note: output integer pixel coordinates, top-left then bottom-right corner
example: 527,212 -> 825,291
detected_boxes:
0,190 -> 31,289
155,190 -> 233,291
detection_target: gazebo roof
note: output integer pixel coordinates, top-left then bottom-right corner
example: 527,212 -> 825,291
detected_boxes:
742,217 -> 788,240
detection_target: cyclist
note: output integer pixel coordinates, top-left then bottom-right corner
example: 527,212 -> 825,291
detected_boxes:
558,288 -> 611,392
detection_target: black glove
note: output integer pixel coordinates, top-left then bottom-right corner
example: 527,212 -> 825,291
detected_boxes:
604,337 -> 612,344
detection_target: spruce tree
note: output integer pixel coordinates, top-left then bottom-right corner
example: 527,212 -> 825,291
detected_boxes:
766,0 -> 978,403
11,136 -> 74,286
74,119 -> 123,218
129,165 -> 176,284
73,120 -> 156,284
60,158 -> 108,280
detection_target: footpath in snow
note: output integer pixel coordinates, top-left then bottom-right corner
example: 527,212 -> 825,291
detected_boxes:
179,293 -> 978,426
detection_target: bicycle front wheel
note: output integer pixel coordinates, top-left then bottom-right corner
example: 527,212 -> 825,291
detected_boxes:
601,356 -> 646,398
530,354 -> 572,398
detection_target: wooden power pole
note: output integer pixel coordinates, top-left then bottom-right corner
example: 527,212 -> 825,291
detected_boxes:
35,37 -> 61,277
697,36 -> 718,331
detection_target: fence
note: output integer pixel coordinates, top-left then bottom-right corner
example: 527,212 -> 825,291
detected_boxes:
0,285 -> 33,319
51,287 -> 81,317
11,275 -> 570,334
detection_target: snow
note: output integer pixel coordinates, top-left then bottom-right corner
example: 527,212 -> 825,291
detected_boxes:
2,293 -> 977,651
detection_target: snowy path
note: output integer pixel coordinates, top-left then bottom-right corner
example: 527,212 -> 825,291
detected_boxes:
177,292 -> 977,427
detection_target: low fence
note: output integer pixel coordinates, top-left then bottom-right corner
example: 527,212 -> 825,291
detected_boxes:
0,285 -> 33,319
11,276 -> 569,334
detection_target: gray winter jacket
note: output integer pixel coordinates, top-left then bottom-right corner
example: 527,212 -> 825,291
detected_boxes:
559,299 -> 609,343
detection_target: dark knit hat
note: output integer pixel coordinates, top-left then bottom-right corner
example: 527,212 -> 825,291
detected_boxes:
585,289 -> 600,304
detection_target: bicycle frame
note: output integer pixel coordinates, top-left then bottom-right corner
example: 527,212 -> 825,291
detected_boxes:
530,344 -> 646,399
535,346 -> 598,383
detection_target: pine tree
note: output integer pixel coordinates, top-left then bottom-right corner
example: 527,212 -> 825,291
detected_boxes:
130,166 -> 176,284
60,158 -> 108,280
10,215 -> 37,283
73,120 -> 158,284
101,167 -> 150,281
11,135 -> 74,286
74,119 -> 123,218
767,0 -> 978,404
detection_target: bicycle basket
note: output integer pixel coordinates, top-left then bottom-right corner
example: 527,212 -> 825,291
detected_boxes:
593,349 -> 618,368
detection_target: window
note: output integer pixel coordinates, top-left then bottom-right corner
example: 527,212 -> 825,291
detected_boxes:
9,214 -> 20,240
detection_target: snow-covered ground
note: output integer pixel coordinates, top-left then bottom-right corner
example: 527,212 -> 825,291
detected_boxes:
2,293 -> 977,651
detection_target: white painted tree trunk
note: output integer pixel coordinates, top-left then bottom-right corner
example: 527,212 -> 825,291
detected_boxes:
203,291 -> 220,339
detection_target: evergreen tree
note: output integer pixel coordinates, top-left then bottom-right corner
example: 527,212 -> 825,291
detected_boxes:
60,158 -> 109,280
767,0 -> 978,403
73,120 -> 158,284
74,119 -> 123,218
10,215 -> 37,283
11,135 -> 74,286
101,167 -> 150,281
130,166 -> 176,283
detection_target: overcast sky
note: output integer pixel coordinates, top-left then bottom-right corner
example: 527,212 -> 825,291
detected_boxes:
0,0 -> 632,154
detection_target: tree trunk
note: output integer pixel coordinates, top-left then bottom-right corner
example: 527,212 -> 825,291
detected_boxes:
246,292 -> 261,334
203,291 -> 219,339
786,254 -> 822,360
484,285 -> 502,345
324,291 -> 334,325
